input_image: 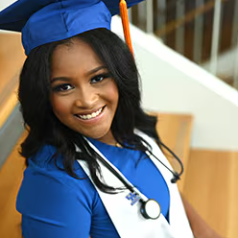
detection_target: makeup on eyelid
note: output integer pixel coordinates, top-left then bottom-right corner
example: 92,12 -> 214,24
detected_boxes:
51,72 -> 112,91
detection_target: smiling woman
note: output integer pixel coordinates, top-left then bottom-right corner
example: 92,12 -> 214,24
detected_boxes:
18,27 -> 172,237
0,0 -> 222,238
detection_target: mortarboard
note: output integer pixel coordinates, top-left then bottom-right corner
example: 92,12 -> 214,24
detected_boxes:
0,0 -> 144,55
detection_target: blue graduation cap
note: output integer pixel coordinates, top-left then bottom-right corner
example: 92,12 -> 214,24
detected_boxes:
0,0 -> 144,55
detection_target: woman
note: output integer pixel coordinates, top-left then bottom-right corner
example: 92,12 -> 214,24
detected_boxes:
0,0 -> 222,237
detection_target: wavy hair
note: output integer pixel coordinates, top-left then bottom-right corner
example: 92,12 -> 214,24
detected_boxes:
19,28 -> 159,193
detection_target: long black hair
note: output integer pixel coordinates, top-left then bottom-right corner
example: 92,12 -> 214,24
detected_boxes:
19,28 -> 159,193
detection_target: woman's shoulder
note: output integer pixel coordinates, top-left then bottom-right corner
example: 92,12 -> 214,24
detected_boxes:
18,145 -> 98,213
25,144 -> 92,189
28,144 -> 58,168
17,145 -> 98,236
28,144 -> 80,171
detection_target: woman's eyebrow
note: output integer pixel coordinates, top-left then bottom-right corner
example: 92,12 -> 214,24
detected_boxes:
86,65 -> 108,75
50,77 -> 71,84
51,66 -> 108,83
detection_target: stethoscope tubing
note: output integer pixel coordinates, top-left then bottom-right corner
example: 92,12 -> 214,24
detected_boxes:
84,138 -> 147,199
83,137 -> 184,220
156,140 -> 184,180
84,137 -> 184,191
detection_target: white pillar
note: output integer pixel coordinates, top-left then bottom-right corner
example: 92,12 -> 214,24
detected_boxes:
233,40 -> 238,90
231,0 -> 238,46
146,0 -> 154,33
175,0 -> 185,54
128,8 -> 132,22
210,0 -> 222,75
156,0 -> 166,42
193,0 -> 204,64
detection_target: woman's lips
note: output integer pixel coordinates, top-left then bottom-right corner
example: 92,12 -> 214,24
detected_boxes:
74,106 -> 106,123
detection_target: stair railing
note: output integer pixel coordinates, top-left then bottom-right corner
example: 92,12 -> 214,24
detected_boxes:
129,0 -> 238,89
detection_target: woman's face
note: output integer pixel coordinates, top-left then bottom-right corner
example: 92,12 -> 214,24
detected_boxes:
50,39 -> 119,144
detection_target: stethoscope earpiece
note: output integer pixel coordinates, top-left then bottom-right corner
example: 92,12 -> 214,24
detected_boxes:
170,172 -> 180,183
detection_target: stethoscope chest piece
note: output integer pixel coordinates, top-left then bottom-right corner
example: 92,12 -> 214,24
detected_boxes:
140,199 -> 161,220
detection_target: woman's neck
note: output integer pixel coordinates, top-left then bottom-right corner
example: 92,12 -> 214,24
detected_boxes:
97,130 -> 117,146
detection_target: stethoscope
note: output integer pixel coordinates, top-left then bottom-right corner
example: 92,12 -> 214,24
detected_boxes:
84,137 -> 184,221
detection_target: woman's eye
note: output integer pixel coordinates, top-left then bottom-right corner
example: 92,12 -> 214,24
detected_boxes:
91,74 -> 110,84
52,84 -> 73,92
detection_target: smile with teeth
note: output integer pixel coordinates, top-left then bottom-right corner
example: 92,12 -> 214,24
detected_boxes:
76,107 -> 104,120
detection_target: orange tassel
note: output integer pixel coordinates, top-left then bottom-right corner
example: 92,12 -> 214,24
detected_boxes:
119,0 -> 134,55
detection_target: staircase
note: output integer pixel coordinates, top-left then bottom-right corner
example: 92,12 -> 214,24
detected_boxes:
0,135 -> 25,238
0,33 -> 25,168
1,17 -> 238,238
184,149 -> 238,238
0,34 -> 25,238
130,0 -> 238,89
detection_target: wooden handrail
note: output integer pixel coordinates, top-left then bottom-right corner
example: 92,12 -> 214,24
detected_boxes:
0,91 -> 18,128
155,0 -> 227,37
0,33 -> 25,129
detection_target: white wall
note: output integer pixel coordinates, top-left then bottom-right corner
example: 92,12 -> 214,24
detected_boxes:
0,0 -> 16,10
202,46 -> 238,80
0,0 -> 19,34
112,16 -> 238,151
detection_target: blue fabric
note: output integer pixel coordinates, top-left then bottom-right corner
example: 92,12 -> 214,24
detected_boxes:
0,0 -> 144,55
17,142 -> 170,238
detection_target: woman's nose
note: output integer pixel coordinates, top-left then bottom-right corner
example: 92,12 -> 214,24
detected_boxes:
74,87 -> 98,108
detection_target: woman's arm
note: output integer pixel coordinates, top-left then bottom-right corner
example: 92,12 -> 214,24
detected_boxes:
17,166 -> 92,238
181,195 -> 223,238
